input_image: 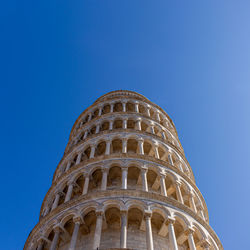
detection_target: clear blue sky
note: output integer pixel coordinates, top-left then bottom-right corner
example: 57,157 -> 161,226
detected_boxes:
1,1 -> 250,249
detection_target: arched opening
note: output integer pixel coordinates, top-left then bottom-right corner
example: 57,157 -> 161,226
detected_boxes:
151,212 -> 168,248
126,102 -> 135,112
92,109 -> 99,119
141,121 -> 149,132
111,139 -> 122,154
147,170 -> 160,194
100,207 -> 121,249
83,146 -> 91,159
107,166 -> 122,189
71,175 -> 84,200
113,119 -> 123,129
138,104 -> 145,115
100,121 -> 109,132
127,119 -> 135,129
143,141 -> 153,156
127,139 -> 138,153
95,141 -> 106,157
58,218 -> 74,248
127,208 -> 146,249
89,126 -> 96,135
57,185 -> 67,206
102,104 -> 110,114
127,166 -> 140,189
165,176 -> 177,200
88,169 -> 102,192
114,102 -> 122,112
158,146 -> 166,160
175,219 -> 188,248
80,210 -> 97,248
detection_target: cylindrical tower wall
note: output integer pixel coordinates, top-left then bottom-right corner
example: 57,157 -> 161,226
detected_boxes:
24,90 -> 222,250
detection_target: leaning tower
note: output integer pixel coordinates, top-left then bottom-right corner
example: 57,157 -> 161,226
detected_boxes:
24,90 -> 222,250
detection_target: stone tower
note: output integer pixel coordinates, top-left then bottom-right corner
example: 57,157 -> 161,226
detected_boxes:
24,90 -> 222,250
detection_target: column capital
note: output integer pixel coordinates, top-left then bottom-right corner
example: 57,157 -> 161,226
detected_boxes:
68,180 -> 76,186
120,209 -> 128,216
73,216 -> 83,224
96,210 -> 104,217
121,166 -> 128,171
188,190 -> 195,197
166,217 -> 175,224
186,226 -> 195,235
144,210 -> 152,218
141,166 -> 148,173
102,167 -> 109,173
56,191 -> 65,197
82,172 -> 89,178
138,137 -> 144,142
175,180 -> 182,187
200,238 -> 211,248
53,225 -> 61,233
159,171 -> 166,178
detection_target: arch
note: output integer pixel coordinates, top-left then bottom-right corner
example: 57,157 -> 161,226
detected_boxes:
111,139 -> 122,154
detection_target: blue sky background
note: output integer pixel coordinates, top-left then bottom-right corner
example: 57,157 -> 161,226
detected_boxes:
1,1 -> 250,249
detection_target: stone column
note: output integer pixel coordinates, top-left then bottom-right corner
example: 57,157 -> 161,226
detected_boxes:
145,211 -> 154,250
138,139 -> 144,155
50,227 -> 60,250
141,167 -> 148,192
122,138 -> 127,154
168,153 -> 173,165
65,161 -> 71,171
175,180 -> 184,204
105,140 -> 111,155
83,130 -> 88,139
101,168 -> 108,190
136,119 -> 141,131
92,211 -> 103,250
87,113 -> 92,122
36,239 -> 44,250
150,125 -> 155,134
146,106 -> 151,117
76,152 -> 82,164
51,192 -> 60,210
109,120 -> 113,130
167,218 -> 178,250
82,174 -> 89,195
122,167 -> 128,189
189,192 -> 197,213
123,119 -> 127,129
65,182 -> 74,202
95,124 -> 100,134
68,217 -> 82,250
156,112 -> 161,122
120,210 -> 128,248
161,131 -> 166,140
110,103 -> 114,113
90,144 -> 95,159
122,102 -> 126,112
187,228 -> 196,250
98,106 -> 102,116
154,145 -> 159,159
160,174 -> 167,196
135,102 -> 139,113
